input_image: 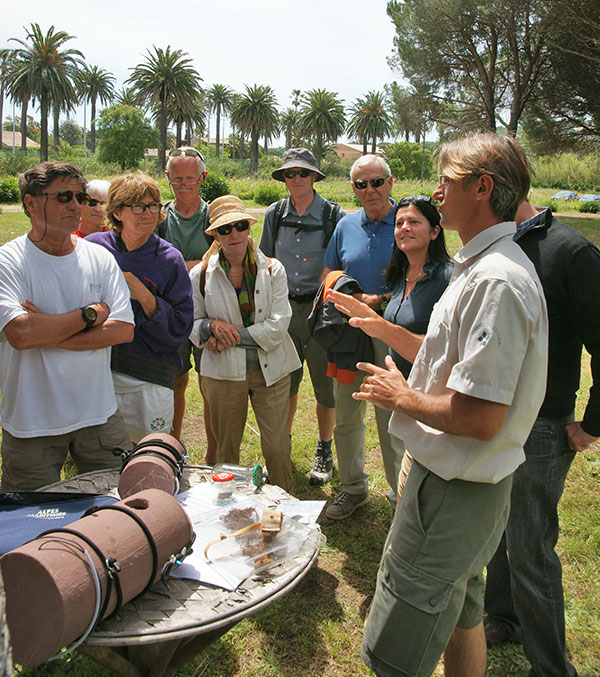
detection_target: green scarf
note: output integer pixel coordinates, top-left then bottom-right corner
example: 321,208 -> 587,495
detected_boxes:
219,244 -> 257,327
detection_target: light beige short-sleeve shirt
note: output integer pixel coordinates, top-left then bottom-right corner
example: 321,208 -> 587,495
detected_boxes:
389,222 -> 548,483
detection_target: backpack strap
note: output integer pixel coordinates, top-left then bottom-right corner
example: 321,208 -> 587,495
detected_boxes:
271,198 -> 288,247
157,201 -> 172,239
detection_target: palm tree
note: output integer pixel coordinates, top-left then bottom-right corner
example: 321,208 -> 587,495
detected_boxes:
279,107 -> 299,149
78,65 -> 116,154
114,87 -> 137,107
347,90 -> 391,154
9,24 -> 83,161
5,50 -> 33,151
231,84 -> 278,173
127,46 -> 202,171
298,89 -> 345,168
0,49 -> 15,145
346,96 -> 370,154
207,84 -> 233,159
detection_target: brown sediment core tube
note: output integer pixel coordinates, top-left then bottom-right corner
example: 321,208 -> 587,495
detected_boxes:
118,432 -> 187,498
0,488 -> 193,667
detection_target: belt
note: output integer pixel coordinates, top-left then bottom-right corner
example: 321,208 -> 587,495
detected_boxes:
288,291 -> 318,304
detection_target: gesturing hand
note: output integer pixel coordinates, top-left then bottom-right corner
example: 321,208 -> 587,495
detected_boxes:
353,355 -> 408,411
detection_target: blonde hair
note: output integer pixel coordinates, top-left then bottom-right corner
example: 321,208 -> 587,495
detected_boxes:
106,171 -> 164,232
436,133 -> 530,221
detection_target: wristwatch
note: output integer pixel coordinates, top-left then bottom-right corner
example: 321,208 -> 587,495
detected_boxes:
80,306 -> 97,332
379,294 -> 389,313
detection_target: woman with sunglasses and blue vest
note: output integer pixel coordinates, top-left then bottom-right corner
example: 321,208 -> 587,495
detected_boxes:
189,196 -> 300,492
86,171 -> 193,443
327,195 -> 453,498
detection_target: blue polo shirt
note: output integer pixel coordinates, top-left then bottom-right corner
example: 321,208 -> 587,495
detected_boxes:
324,200 -> 397,294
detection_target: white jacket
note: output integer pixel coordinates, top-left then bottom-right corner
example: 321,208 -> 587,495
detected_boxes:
190,244 -> 300,387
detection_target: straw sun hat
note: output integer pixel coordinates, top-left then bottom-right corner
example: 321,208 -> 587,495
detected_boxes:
206,195 -> 257,233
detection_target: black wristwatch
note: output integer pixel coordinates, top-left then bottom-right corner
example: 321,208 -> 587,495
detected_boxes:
80,306 -> 97,332
379,295 -> 389,313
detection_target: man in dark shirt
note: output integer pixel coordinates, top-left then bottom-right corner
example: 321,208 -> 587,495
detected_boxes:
484,201 -> 600,676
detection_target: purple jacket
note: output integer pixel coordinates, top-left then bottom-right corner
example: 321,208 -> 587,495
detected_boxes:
86,230 -> 193,389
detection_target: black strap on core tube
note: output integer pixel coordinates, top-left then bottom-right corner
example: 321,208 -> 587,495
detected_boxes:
83,504 -> 159,598
38,526 -> 123,622
120,439 -> 187,480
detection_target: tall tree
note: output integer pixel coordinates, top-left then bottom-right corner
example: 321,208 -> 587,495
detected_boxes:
525,0 -> 600,147
207,84 -> 233,159
279,107 -> 299,149
347,91 -> 391,154
78,65 -> 116,154
9,24 -> 83,160
127,46 -> 201,170
230,84 -> 278,173
0,49 -> 15,146
114,87 -> 137,107
387,0 -> 555,136
298,89 -> 345,168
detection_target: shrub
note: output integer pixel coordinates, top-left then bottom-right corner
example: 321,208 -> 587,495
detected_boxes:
253,183 -> 285,206
578,201 -> 600,214
0,175 -> 20,203
200,171 -> 230,202
0,150 -> 39,176
230,178 -> 255,201
385,142 -> 434,181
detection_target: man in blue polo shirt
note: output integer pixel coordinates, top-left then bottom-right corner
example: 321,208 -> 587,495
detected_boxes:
320,154 -> 404,519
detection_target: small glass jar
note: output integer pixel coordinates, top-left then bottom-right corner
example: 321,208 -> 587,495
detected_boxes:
211,471 -> 236,503
212,463 -> 264,488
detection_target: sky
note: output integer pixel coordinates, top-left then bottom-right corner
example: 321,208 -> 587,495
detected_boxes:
1,0 -> 404,145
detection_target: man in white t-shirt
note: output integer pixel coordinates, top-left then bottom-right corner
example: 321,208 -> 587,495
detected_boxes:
0,161 -> 135,490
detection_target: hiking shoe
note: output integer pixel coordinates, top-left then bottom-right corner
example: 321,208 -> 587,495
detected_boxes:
309,445 -> 333,486
326,490 -> 369,520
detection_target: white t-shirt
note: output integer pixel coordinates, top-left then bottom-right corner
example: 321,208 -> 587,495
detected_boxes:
0,235 -> 134,437
389,222 -> 548,483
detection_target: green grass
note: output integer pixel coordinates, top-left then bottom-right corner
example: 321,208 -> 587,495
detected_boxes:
1,205 -> 599,676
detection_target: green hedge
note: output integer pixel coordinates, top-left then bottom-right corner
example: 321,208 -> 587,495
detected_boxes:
0,175 -> 19,203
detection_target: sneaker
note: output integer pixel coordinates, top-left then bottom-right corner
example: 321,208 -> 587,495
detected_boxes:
326,490 -> 369,520
309,445 -> 333,486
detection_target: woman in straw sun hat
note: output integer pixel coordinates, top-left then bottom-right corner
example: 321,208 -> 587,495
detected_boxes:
189,196 -> 300,491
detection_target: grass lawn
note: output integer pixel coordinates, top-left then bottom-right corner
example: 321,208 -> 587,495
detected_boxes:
0,203 -> 599,676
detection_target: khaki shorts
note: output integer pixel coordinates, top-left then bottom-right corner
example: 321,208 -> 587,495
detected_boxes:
361,460 -> 513,677
1,411 -> 131,491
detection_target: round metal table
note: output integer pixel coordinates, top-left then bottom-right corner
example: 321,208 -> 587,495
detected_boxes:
41,467 -> 324,676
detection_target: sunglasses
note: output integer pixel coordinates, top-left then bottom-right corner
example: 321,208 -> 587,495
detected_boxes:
216,220 -> 250,236
168,148 -> 205,161
124,202 -> 162,215
87,198 -> 105,207
283,169 -> 312,179
353,177 -> 387,190
401,194 -> 433,203
40,190 -> 89,205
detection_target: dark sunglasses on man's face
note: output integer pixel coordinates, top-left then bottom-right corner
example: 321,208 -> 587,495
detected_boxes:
353,177 -> 387,190
168,148 -> 205,161
87,198 -> 105,207
216,220 -> 250,236
40,190 -> 89,205
283,169 -> 312,179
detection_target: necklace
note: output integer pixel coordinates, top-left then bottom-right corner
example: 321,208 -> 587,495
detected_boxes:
405,270 -> 425,283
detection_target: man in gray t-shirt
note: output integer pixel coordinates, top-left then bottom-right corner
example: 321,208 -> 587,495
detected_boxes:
162,147 -> 215,460
260,148 -> 344,485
